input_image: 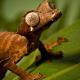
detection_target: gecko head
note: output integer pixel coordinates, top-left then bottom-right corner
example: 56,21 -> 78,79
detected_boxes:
23,1 -> 62,33
18,0 -> 62,35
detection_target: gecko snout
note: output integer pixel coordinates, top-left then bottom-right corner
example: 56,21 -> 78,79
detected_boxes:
51,9 -> 62,22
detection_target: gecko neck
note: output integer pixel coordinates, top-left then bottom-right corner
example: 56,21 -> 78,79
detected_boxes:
17,27 -> 42,52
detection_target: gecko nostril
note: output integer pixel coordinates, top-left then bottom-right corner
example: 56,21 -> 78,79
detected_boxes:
51,9 -> 62,21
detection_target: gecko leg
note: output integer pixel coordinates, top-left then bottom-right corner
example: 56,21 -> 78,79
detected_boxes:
3,59 -> 43,80
37,37 -> 68,64
45,37 -> 68,50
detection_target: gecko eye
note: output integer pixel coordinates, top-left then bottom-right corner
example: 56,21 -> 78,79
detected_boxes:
25,12 -> 39,27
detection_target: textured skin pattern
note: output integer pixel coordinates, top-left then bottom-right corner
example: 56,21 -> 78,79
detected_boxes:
0,32 -> 28,63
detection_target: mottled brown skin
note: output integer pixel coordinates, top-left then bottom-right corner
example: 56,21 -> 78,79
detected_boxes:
0,0 -> 66,80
